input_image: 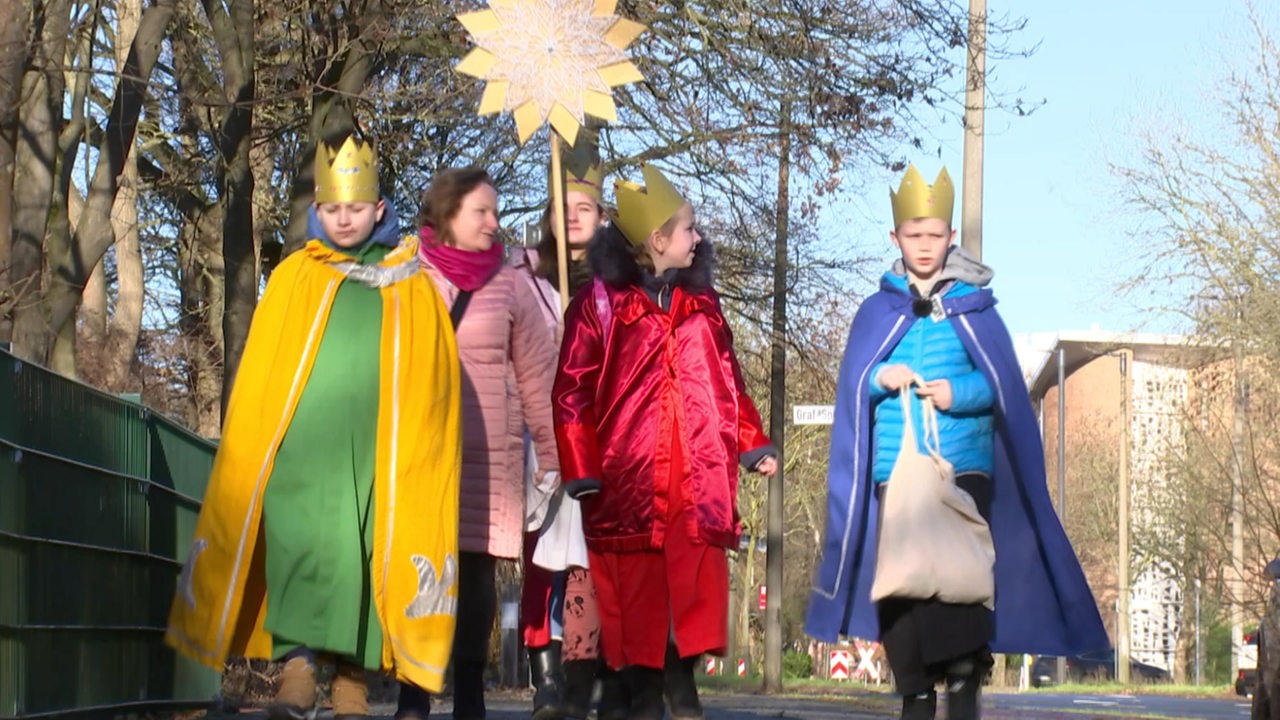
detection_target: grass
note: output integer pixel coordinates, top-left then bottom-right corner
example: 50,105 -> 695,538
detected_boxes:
1019,681 -> 1238,699
695,675 -> 900,716
699,674 -> 1240,700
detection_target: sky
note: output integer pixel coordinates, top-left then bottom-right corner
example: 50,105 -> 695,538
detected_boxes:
827,0 -> 1266,340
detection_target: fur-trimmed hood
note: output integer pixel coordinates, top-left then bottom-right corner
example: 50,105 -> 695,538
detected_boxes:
587,225 -> 715,290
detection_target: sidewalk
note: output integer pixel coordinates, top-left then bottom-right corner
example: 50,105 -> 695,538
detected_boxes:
191,689 -> 1112,720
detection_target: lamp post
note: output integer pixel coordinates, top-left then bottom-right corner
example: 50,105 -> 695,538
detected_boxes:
1230,305 -> 1246,681
1117,348 -> 1132,685
961,0 -> 985,259
1056,346 -> 1067,685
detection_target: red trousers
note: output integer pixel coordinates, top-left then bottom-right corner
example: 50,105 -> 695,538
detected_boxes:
589,423 -> 729,669
521,534 -> 604,658
521,531 -> 555,648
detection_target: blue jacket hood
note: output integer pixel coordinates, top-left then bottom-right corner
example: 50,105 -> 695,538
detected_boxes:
307,198 -> 403,252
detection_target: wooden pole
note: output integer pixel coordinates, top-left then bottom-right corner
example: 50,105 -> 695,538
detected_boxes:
1230,307 -> 1246,681
763,99 -> 791,694
1056,346 -> 1068,685
1117,349 -> 1132,684
551,133 -> 570,311
961,0 -> 986,260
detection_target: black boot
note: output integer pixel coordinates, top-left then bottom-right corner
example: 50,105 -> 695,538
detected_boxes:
529,642 -> 565,720
620,666 -> 664,720
663,644 -> 704,720
395,682 -> 431,720
561,659 -> 598,720
899,689 -> 937,720
452,660 -> 487,720
944,656 -> 983,720
597,665 -> 629,720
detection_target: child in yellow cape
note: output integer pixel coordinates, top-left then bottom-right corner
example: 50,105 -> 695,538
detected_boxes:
165,128 -> 462,720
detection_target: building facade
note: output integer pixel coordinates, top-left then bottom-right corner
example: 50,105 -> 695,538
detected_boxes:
1022,331 -> 1211,674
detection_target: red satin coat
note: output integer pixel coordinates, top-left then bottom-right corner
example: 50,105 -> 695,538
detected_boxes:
553,281 -> 770,553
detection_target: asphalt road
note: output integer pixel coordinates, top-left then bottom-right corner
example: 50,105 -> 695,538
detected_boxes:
202,690 -> 1253,720
988,691 -> 1252,719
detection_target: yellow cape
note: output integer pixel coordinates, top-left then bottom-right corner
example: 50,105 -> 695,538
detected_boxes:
166,237 -> 462,692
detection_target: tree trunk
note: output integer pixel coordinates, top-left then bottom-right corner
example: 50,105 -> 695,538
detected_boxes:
30,0 -> 174,364
86,0 -> 146,390
284,0 -> 383,253
250,137 -> 274,279
178,207 -> 224,438
202,0 -> 256,415
1174,572 -> 1192,684
49,307 -> 75,375
103,178 -> 144,389
42,10 -> 97,379
81,255 -> 107,348
9,0 -> 71,362
0,0 -> 31,344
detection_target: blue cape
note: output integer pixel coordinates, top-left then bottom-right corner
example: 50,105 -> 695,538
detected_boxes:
804,277 -> 1109,656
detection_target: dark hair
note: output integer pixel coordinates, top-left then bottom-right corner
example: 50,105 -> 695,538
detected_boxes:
535,206 -> 560,279
598,208 -> 686,275
598,223 -> 655,273
534,199 -> 606,280
416,167 -> 494,246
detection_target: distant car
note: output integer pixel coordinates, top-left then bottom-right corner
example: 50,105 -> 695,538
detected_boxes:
1029,656 -> 1061,688
1251,559 -> 1280,720
1240,629 -> 1260,697
1030,650 -> 1171,686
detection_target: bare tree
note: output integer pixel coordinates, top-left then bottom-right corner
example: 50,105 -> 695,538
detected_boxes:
1113,5 -> 1280,681
80,0 -> 145,390
0,1 -> 31,341
7,0 -> 175,366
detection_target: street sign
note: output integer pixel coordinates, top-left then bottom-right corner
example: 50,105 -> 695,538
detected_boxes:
830,650 -> 851,680
793,405 -> 835,425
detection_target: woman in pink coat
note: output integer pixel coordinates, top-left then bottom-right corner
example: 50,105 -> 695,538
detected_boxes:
396,167 -> 561,720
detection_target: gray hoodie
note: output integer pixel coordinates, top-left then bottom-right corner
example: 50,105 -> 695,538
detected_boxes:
892,245 -> 993,295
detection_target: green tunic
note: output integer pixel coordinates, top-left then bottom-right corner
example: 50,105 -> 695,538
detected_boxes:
262,241 -> 392,668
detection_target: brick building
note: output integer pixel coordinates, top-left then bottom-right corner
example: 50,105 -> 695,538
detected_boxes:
1021,331 -> 1217,674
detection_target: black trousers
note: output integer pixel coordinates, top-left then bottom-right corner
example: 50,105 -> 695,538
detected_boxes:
398,551 -> 497,709
454,551 -> 499,663
876,472 -> 995,695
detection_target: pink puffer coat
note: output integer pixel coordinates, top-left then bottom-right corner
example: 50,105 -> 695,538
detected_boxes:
421,259 -> 560,559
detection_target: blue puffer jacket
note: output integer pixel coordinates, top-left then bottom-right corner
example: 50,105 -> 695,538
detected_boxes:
869,252 -> 995,482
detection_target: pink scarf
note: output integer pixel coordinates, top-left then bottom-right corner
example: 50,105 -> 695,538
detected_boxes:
418,226 -> 504,292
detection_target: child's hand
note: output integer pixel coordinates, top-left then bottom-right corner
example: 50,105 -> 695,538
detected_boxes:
876,364 -> 916,391
755,456 -> 778,476
915,379 -> 953,411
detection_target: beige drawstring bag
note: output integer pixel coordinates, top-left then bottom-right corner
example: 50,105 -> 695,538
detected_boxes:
870,376 -> 995,609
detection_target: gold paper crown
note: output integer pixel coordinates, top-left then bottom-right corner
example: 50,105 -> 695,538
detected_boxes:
614,164 -> 686,246
314,134 -> 379,204
550,142 -> 605,204
890,165 -> 954,227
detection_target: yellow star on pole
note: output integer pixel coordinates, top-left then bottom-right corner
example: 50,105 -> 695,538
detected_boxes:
455,0 -> 646,145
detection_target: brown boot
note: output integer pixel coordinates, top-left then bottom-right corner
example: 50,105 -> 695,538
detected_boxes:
269,656 -> 318,720
332,662 -> 371,719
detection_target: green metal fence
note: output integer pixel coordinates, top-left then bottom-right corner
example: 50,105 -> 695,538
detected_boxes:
0,347 -> 220,717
